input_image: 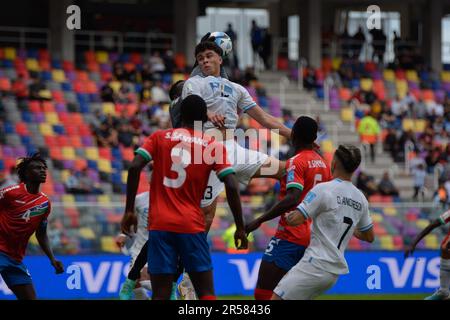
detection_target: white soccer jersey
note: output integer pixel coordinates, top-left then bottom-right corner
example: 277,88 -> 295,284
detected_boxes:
296,179 -> 373,275
126,191 -> 149,257
182,75 -> 257,130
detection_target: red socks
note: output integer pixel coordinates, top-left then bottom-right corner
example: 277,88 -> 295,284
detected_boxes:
254,288 -> 273,300
200,295 -> 216,300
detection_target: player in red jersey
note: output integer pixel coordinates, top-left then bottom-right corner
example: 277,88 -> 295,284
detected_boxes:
245,116 -> 331,300
0,153 -> 64,300
121,95 -> 248,300
405,210 -> 450,300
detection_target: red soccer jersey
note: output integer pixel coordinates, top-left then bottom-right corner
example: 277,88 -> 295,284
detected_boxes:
0,183 -> 51,262
136,128 -> 234,233
274,149 -> 331,246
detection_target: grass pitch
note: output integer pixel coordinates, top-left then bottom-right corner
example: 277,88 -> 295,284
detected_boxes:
218,294 -> 429,300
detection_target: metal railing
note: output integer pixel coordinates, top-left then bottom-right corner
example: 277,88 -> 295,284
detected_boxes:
0,26 -> 50,48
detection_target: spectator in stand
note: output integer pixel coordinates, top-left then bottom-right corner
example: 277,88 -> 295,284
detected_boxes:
225,23 -> 239,69
65,169 -> 89,194
378,171 -> 400,197
113,62 -> 127,81
425,146 -> 442,173
100,82 -> 115,103
151,78 -> 169,103
163,50 -> 176,74
412,163 -> 426,200
118,123 -> 135,148
29,77 -> 50,101
259,28 -> 272,70
370,27 -> 387,63
12,74 -> 29,100
140,63 -> 153,82
149,51 -> 166,74
250,20 -> 263,66
435,181 -> 448,209
412,97 -> 427,119
391,95 -> 408,119
339,27 -> 352,59
352,26 -> 366,60
384,128 -> 398,161
94,121 -> 119,148
139,80 -> 152,103
356,171 -> 378,198
117,81 -> 134,104
303,67 -> 319,90
358,111 -> 381,163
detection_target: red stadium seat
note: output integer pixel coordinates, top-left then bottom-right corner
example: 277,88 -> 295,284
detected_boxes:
49,147 -> 63,160
78,124 -> 92,137
74,158 -> 88,171
69,136 -> 82,148
38,59 -> 51,71
65,125 -> 79,136
42,101 -> 55,113
63,60 -> 75,72
0,78 -> 11,91
99,147 -> 112,160
76,71 -> 89,82
84,51 -> 96,64
29,100 -> 41,113
56,136 -> 70,147
52,90 -> 65,103
44,136 -> 57,146
121,147 -> 135,162
130,53 -> 142,65
15,122 -> 29,136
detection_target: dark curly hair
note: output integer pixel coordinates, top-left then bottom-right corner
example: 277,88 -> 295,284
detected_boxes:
334,145 -> 361,173
16,153 -> 47,182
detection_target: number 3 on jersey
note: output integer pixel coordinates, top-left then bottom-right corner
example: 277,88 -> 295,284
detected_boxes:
163,147 -> 191,188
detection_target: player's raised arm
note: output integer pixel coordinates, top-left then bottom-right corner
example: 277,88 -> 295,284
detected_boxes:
246,105 -> 291,138
246,188 -> 302,234
35,219 -> 64,274
404,219 -> 442,258
221,173 -> 248,250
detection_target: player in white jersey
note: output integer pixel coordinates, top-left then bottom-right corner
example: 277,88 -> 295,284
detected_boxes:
182,40 -> 291,229
405,210 -> 450,300
272,145 -> 375,300
116,191 -> 152,300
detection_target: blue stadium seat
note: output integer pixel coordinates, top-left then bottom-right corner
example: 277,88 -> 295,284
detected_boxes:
27,49 -> 39,59
25,144 -> 37,155
79,101 -> 90,114
134,83 -> 142,93
111,147 -> 122,160
21,111 -> 33,123
2,60 -> 13,68
21,136 -> 32,145
61,82 -> 72,91
258,96 -> 268,108
162,73 -> 172,84
316,87 -> 324,99
111,160 -> 123,170
0,160 -> 4,171
53,124 -> 65,135
87,160 -> 98,170
76,93 -> 89,104
4,122 -> 15,134
41,71 -> 52,81
52,59 -> 62,69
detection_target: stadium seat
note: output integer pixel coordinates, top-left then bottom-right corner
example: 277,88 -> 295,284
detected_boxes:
0,78 -> 11,91
95,51 -> 109,64
100,236 -> 120,253
360,78 -> 373,91
340,107 -> 353,122
39,123 -> 54,136
380,235 -> 394,250
441,71 -> 450,82
98,159 -> 112,173
424,234 -> 439,249
102,102 -> 116,115
321,140 -> 334,153
79,227 -> 96,240
45,112 -> 60,125
406,70 -> 419,82
4,47 -> 16,60
62,147 -> 76,160
383,69 -> 395,82
26,58 -> 40,72
52,69 -> 66,82
395,79 -> 408,98
85,147 -> 99,161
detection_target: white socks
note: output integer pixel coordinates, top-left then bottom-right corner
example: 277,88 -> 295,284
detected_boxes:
439,258 -> 450,294
133,287 -> 149,300
139,280 -> 152,291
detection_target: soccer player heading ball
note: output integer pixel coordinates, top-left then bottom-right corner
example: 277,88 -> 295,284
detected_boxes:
0,153 -> 64,300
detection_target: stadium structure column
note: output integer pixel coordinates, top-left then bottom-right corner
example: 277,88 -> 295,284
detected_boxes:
49,0 -> 75,62
424,0 -> 442,73
299,0 -> 321,69
174,0 -> 198,64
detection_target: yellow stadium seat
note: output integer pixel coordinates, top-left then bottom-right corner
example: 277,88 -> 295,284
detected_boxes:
26,58 -> 40,72
172,73 -> 185,83
101,236 -> 120,253
121,171 -> 128,184
442,71 -> 450,83
52,69 -> 66,82
251,196 -> 264,206
98,195 -> 111,205
39,89 -> 52,100
102,102 -> 116,116
341,107 -> 353,122
425,234 -> 439,249
98,159 -> 112,173
371,213 -> 383,223
383,69 -> 395,82
360,78 -> 373,91
396,79 -> 408,98
109,81 -> 121,93
380,235 -> 394,250
162,103 -> 170,113
4,47 -> 16,60
62,147 -> 76,160
62,194 -> 75,206
321,140 -> 334,153
61,169 -> 71,183
414,119 -> 427,133
45,112 -> 59,125
416,219 -> 429,230
406,70 -> 419,82
96,51 -> 109,64
383,207 -> 398,216
402,119 -> 414,131
39,123 -> 54,136
79,227 -> 96,240
85,147 -> 99,160
215,207 -> 228,217
332,57 -> 342,70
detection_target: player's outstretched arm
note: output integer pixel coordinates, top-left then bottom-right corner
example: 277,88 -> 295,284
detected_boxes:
246,105 -> 291,138
285,208 -> 307,226
404,219 -> 441,258
122,155 -> 150,236
245,188 -> 302,234
222,173 -> 248,250
35,220 -> 64,274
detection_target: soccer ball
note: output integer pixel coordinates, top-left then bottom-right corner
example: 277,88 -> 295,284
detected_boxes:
210,31 -> 233,57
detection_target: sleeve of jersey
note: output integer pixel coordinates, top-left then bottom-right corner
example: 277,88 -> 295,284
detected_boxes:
181,78 -> 202,99
297,185 -> 325,220
237,85 -> 257,113
213,142 -> 235,181
439,210 -> 450,225
357,201 -> 373,232
286,158 -> 305,192
135,132 -> 157,162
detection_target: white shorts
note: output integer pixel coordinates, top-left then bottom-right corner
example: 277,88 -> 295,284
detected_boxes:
273,259 -> 339,300
200,139 -> 269,207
